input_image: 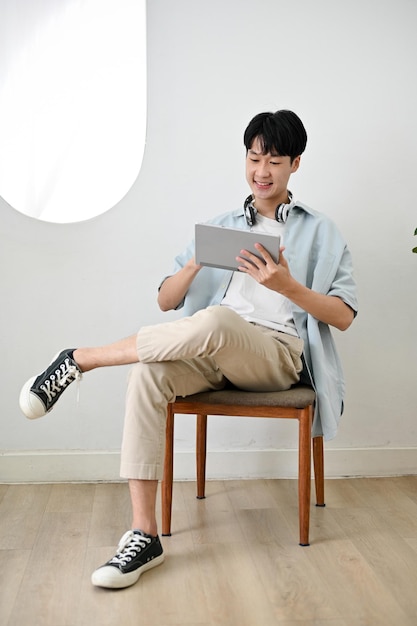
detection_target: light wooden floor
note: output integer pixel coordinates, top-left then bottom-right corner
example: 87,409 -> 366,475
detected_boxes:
1,477 -> 417,626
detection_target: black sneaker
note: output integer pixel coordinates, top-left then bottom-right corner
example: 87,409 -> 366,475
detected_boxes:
19,349 -> 82,419
91,530 -> 164,589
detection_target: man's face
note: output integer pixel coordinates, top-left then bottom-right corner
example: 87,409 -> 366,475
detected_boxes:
245,137 -> 300,214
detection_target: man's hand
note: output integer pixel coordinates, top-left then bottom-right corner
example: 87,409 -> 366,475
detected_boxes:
236,243 -> 354,331
236,243 -> 291,293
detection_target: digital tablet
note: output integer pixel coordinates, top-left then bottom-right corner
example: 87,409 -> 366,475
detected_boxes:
195,223 -> 280,271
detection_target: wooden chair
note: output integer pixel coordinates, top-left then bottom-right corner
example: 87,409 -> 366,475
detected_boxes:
161,384 -> 324,546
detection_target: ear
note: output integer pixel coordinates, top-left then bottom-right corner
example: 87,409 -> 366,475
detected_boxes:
291,155 -> 301,173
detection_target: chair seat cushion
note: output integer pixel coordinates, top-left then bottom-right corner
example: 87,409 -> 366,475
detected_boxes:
176,385 -> 315,409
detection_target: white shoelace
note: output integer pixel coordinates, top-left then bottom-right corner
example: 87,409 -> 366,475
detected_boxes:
40,359 -> 82,402
109,531 -> 151,566
59,364 -> 81,387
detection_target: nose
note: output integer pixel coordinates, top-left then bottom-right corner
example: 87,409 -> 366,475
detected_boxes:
255,161 -> 270,178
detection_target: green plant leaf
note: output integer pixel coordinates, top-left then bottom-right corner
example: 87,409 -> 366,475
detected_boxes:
415,227 -> 417,236
413,246 -> 417,253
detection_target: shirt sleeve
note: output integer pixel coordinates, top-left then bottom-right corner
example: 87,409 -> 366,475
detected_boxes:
327,245 -> 358,316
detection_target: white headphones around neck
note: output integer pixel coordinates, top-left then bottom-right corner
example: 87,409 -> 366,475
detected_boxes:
243,191 -> 295,226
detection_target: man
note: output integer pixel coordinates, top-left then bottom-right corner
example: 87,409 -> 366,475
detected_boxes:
19,110 -> 357,589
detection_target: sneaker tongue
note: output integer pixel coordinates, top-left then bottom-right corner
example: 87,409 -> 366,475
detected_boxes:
132,529 -> 148,537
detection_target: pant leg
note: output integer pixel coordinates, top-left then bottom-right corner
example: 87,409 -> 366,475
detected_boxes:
136,305 -> 304,391
121,305 -> 304,480
120,355 -> 226,480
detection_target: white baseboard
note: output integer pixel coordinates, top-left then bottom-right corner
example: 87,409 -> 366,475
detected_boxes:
1,447 -> 416,483
0,450 -> 122,483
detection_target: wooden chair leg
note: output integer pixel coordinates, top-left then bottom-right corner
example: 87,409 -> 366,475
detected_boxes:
298,405 -> 313,546
196,414 -> 207,499
313,435 -> 325,507
170,401 -> 318,545
161,405 -> 174,536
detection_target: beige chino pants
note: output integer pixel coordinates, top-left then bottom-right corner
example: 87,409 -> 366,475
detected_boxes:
120,305 -> 304,480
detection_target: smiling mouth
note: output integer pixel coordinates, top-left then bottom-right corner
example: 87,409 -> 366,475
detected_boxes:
255,181 -> 272,188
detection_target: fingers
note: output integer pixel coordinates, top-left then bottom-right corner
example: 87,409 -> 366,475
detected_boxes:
236,244 -> 288,278
237,243 -> 277,269
236,249 -> 264,271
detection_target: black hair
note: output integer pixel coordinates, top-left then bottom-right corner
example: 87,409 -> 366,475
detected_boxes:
243,110 -> 307,162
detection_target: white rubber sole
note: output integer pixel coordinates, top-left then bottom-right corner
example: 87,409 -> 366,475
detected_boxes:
91,553 -> 165,589
19,376 -> 47,419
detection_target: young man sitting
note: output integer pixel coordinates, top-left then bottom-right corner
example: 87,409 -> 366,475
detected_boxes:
19,109 -> 357,589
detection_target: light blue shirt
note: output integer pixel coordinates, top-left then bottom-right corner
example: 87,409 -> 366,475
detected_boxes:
165,202 -> 358,441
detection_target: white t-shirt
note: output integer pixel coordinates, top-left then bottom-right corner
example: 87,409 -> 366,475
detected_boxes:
220,213 -> 298,336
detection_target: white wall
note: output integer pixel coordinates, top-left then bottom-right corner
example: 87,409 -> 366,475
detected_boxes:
1,0 -> 417,482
